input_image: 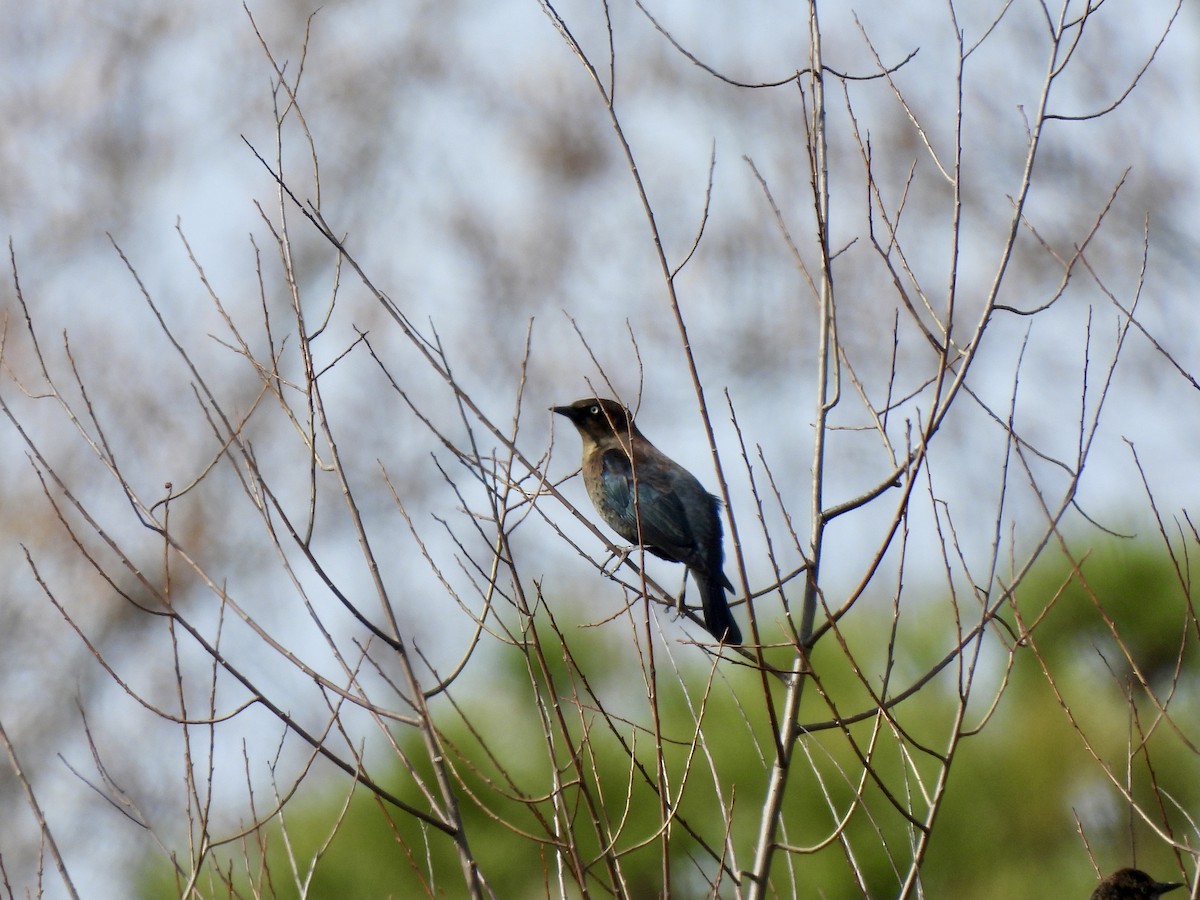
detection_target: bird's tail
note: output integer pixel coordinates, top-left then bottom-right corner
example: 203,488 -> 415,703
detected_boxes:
697,571 -> 741,645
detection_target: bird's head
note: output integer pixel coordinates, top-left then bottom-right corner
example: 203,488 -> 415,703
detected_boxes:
1093,868 -> 1185,900
552,398 -> 638,445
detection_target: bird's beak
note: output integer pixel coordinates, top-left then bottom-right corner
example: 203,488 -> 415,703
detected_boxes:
551,405 -> 573,418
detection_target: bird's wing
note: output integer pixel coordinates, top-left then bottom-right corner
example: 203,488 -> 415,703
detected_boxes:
598,449 -> 694,561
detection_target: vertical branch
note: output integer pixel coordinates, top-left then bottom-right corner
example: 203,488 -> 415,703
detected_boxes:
802,0 -> 835,649
748,2 -> 831,896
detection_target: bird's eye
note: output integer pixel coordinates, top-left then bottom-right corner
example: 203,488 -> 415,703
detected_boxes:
589,405 -> 600,416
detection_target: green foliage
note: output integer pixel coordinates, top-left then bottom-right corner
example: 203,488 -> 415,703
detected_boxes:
922,540 -> 1196,898
138,541 -> 1196,897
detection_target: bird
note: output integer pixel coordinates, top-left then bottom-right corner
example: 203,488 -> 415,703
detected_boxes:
1090,868 -> 1185,900
552,397 -> 742,645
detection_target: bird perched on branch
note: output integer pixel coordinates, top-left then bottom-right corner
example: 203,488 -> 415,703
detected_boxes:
1090,868 -> 1185,900
552,397 -> 741,645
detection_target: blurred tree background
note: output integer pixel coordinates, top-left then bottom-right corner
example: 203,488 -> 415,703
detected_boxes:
131,544 -> 1198,899
1,0 -> 1197,897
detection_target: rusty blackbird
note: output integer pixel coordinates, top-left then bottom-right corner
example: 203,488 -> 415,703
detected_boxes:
553,398 -> 741,645
1091,868 -> 1185,900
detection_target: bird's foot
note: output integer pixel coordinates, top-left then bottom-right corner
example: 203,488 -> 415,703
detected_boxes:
673,575 -> 688,617
600,545 -> 635,576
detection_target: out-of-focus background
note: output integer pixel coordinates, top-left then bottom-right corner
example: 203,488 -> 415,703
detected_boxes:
2,1 -> 1198,897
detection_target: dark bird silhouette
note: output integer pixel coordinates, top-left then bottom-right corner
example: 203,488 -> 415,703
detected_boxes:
1091,868 -> 1185,900
553,398 -> 741,645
